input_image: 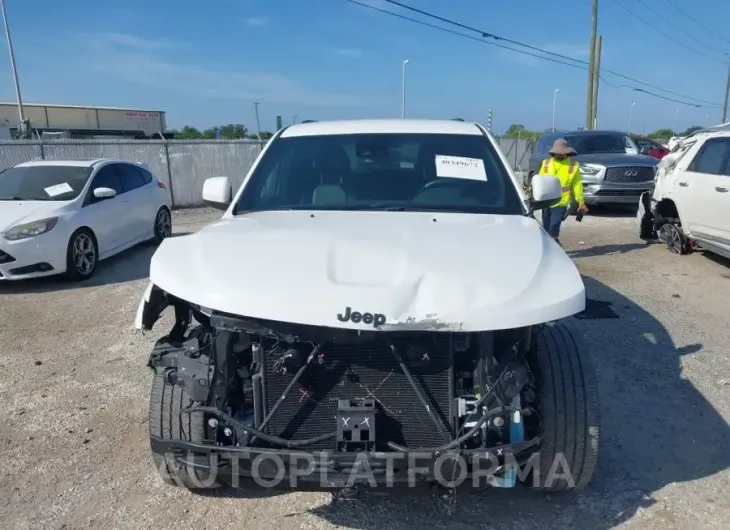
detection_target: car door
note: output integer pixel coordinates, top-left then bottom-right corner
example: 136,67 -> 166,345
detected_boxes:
80,164 -> 128,256
114,163 -> 153,241
682,137 -> 730,245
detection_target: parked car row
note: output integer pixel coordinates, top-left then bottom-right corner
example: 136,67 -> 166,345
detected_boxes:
528,129 -> 660,213
0,158 -> 172,281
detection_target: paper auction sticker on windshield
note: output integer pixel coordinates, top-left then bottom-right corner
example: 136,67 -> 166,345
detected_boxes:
44,182 -> 74,197
434,155 -> 487,181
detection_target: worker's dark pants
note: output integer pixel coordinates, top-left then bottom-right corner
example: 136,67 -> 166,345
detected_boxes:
542,206 -> 568,238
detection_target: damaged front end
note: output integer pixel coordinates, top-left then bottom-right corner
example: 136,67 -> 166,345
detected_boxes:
138,284 -> 545,494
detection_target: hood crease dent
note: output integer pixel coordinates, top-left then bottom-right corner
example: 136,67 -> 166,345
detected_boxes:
149,211 -> 586,332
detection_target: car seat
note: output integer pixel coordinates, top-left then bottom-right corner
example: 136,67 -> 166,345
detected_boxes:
311,144 -> 351,205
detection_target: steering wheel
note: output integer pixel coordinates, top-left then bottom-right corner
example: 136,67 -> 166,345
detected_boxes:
415,178 -> 468,195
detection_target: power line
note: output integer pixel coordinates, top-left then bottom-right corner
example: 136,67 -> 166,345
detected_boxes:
635,0 -> 727,57
351,0 -> 723,108
664,0 -> 730,48
613,0 -> 726,65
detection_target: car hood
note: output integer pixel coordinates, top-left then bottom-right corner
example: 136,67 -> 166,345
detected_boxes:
149,211 -> 585,332
0,200 -> 66,232
573,153 -> 658,166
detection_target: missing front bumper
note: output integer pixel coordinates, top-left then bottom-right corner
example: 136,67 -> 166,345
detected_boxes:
150,435 -> 541,490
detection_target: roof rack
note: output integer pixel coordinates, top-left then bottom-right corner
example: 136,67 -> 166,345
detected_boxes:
300,120 -> 317,124
451,118 -> 465,121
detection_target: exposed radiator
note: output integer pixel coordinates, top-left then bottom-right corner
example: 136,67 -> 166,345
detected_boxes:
261,337 -> 453,450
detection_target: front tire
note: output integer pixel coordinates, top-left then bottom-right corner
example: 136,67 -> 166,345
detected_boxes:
149,364 -> 223,489
64,228 -> 98,281
528,323 -> 600,492
659,223 -> 689,255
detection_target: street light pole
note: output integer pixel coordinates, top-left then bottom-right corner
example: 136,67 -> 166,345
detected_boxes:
552,89 -> 560,132
0,0 -> 26,136
628,102 -> 635,133
401,59 -> 409,119
292,114 -> 298,125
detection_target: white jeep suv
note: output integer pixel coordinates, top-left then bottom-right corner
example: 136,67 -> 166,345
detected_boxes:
135,119 -> 599,499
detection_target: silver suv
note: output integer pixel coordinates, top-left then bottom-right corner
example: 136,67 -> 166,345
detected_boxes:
528,130 -> 659,209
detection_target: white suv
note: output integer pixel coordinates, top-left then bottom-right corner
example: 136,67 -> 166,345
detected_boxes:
639,127 -> 730,258
135,119 -> 600,497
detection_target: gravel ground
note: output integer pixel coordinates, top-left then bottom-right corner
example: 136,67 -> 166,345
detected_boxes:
1,207 -> 729,530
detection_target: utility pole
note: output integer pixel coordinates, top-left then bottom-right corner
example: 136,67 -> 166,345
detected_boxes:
591,35 -> 602,130
253,102 -> 262,141
1,0 -> 26,137
722,63 -> 730,123
586,0 -> 598,130
487,109 -> 493,132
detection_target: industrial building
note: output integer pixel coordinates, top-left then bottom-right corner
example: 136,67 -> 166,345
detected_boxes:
0,102 -> 168,139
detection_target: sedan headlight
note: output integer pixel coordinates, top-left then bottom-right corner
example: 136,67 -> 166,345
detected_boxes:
3,217 -> 58,241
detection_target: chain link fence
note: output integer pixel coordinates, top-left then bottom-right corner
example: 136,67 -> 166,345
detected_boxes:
0,137 -> 534,208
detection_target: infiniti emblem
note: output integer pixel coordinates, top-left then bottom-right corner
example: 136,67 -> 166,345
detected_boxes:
625,170 -> 638,177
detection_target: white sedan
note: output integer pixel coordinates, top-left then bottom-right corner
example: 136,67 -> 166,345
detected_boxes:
0,158 -> 172,281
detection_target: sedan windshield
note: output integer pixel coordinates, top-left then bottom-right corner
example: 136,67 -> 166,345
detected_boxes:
0,165 -> 93,201
233,132 -> 524,215
565,133 -> 631,154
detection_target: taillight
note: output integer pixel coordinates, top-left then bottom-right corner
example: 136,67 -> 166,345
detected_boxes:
157,180 -> 166,189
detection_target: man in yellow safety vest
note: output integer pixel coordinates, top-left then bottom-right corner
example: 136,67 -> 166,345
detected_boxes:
538,138 -> 589,244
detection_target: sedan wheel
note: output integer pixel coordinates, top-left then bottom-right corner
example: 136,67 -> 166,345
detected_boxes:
65,229 -> 98,281
154,208 -> 172,243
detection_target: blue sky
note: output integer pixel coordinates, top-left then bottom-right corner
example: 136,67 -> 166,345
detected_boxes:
0,0 -> 728,133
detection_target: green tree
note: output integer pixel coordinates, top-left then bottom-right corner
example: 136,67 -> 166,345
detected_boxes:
246,131 -> 273,140
504,123 -> 542,140
648,128 -> 674,140
174,125 -> 203,139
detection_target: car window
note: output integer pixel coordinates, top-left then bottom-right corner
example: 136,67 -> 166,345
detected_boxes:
564,133 -> 628,154
234,132 -> 524,216
0,165 -> 93,201
91,165 -> 124,195
688,138 -> 730,175
136,166 -> 153,185
537,133 -> 557,154
114,163 -> 147,191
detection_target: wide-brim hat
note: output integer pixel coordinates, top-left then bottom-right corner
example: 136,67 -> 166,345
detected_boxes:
548,138 -> 577,156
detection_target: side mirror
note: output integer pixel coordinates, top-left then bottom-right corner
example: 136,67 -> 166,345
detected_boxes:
93,187 -> 116,200
203,176 -> 232,211
529,174 -> 562,210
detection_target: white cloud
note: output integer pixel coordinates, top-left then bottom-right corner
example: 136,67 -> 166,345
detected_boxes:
335,48 -> 365,58
73,33 -> 365,108
81,32 -> 185,50
244,16 -> 269,27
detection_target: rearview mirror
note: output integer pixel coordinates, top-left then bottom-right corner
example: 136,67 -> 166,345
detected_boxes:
529,174 -> 562,210
93,187 -> 116,200
203,176 -> 232,211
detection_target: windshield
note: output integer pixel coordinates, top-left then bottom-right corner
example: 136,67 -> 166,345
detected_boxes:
565,133 -> 634,154
0,165 -> 93,201
233,132 -> 524,215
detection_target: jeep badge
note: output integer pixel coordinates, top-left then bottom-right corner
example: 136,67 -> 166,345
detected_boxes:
337,306 -> 386,327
